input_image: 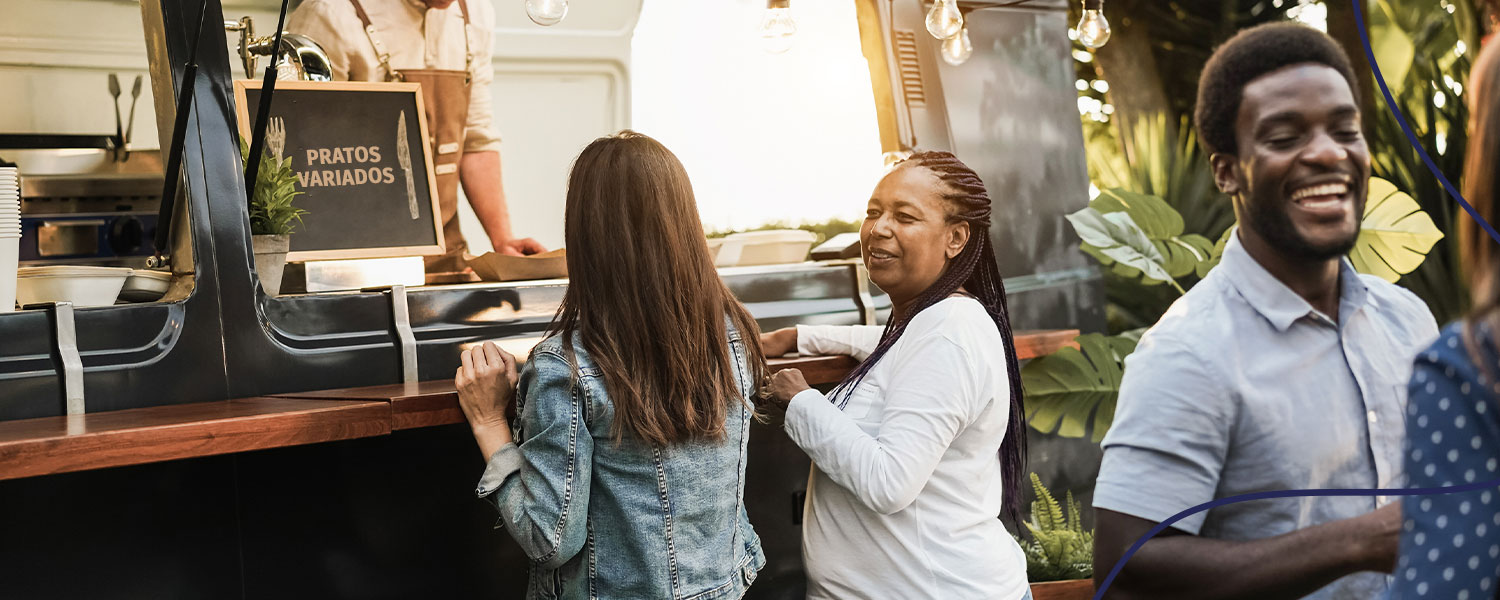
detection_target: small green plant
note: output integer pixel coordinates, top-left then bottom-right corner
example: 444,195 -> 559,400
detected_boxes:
239,136 -> 307,236
1015,473 -> 1093,583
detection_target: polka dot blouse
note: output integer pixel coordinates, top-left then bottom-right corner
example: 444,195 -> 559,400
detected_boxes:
1392,323 -> 1500,600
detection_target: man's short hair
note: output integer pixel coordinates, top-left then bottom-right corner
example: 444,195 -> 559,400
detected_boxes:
1194,22 -> 1361,157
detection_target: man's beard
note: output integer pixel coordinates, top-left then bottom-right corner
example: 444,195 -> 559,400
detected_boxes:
1242,189 -> 1363,262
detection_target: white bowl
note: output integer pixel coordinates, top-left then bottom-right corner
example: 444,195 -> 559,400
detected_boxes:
723,230 -> 817,266
119,269 -> 172,302
15,266 -> 132,308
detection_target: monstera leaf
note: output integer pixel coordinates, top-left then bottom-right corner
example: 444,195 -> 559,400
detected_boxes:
1195,226 -> 1235,278
1021,332 -> 1138,443
1076,188 -> 1214,288
1067,206 -> 1185,292
1349,177 -> 1445,283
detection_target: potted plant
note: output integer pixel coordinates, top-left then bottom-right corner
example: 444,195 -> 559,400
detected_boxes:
239,135 -> 306,296
1017,473 -> 1095,600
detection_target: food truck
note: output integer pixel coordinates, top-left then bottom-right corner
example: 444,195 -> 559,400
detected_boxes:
0,0 -> 1100,597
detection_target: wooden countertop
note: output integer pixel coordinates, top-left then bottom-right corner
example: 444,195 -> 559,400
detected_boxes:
0,397 -> 390,480
0,329 -> 1078,480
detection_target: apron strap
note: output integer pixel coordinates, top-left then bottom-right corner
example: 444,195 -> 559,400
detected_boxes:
457,0 -> 472,82
347,0 -> 399,81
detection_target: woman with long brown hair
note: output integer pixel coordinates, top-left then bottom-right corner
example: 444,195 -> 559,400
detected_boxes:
1389,38 -> 1500,600
761,151 -> 1031,599
454,131 -> 766,599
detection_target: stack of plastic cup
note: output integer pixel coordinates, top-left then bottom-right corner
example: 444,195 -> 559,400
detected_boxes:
0,167 -> 19,312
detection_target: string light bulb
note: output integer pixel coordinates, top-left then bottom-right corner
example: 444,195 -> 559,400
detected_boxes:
1076,0 -> 1110,49
525,0 -> 568,26
760,0 -> 797,55
925,0 -> 964,40
941,26 -> 973,66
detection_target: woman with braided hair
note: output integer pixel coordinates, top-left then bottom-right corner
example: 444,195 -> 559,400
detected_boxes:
762,150 -> 1031,599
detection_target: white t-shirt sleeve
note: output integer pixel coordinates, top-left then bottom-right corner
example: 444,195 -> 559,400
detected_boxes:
784,330 -> 982,514
796,325 -> 884,360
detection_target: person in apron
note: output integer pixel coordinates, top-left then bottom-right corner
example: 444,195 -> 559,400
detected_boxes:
288,0 -> 545,277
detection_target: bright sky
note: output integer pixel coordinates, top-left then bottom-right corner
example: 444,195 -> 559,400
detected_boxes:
631,0 -> 886,232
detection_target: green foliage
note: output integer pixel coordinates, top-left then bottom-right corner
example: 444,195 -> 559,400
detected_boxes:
1021,332 -> 1138,443
239,137 -> 308,236
1366,0 -> 1476,323
1015,473 -> 1094,583
706,217 -> 861,246
1091,114 -> 1235,242
1040,177 -> 1439,441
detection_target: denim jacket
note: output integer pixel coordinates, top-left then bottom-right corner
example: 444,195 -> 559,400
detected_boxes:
476,323 -> 765,599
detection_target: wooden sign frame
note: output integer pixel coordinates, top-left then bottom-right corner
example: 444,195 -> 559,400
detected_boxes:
233,80 -> 445,261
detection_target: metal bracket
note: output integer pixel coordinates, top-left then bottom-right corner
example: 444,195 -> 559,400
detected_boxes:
387,285 -> 419,384
29,302 -> 86,414
851,263 -> 878,326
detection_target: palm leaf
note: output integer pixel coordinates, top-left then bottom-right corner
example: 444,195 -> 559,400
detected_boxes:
1021,332 -> 1136,442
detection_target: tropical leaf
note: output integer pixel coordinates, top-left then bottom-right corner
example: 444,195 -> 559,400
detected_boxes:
240,136 -> 308,236
1349,178 -> 1445,283
1195,225 -> 1235,278
1068,207 -> 1182,291
1021,332 -> 1136,442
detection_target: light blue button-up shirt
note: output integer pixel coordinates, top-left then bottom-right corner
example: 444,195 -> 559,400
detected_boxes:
1094,232 -> 1439,600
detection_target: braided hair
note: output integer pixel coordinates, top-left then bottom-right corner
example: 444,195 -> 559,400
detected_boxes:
832,150 -> 1028,524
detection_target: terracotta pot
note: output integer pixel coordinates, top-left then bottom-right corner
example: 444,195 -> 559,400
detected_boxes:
1030,578 -> 1094,600
251,234 -> 290,296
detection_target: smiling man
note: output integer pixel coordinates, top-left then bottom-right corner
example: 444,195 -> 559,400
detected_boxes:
1090,23 -> 1440,600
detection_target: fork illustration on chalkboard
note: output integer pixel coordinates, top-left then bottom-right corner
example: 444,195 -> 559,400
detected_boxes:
397,112 -> 418,220
266,117 -> 286,167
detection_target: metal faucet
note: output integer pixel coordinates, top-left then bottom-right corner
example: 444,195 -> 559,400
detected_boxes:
225,17 -> 333,82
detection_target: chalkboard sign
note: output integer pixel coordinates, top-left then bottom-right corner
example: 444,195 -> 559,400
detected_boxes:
233,80 -> 443,261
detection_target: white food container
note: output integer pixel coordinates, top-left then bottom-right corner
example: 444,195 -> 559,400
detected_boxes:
119,269 -> 173,302
15,266 -> 132,308
723,230 -> 817,266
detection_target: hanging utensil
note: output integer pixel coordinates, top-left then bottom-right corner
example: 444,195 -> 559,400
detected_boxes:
123,75 -> 143,161
107,73 -> 123,162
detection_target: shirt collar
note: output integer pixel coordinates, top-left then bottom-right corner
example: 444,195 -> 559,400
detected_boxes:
1220,230 -> 1369,331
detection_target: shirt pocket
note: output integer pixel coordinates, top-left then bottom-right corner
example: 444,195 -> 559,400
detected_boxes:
839,379 -> 885,427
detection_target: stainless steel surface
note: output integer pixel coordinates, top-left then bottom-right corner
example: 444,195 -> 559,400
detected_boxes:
37,222 -> 103,257
20,173 -> 163,201
389,285 -> 418,385
300,256 -> 425,292
853,262 -> 877,325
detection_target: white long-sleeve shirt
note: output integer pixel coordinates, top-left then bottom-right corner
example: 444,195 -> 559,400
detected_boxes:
785,297 -> 1029,599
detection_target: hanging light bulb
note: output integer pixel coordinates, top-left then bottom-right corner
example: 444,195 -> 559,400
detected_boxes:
760,0 -> 797,55
1076,0 -> 1110,49
525,0 -> 568,26
941,26 -> 973,66
925,0 -> 963,41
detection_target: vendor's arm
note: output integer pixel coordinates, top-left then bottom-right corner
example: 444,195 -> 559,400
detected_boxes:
460,8 -> 542,256
1092,338 -> 1397,599
781,330 -> 983,514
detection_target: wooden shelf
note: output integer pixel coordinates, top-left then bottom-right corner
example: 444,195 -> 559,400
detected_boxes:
0,329 -> 1079,481
0,397 -> 390,481
273,329 -> 1080,431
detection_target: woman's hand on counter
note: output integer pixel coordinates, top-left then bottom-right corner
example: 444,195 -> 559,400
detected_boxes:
761,327 -> 798,357
766,367 -> 812,411
456,341 -> 518,460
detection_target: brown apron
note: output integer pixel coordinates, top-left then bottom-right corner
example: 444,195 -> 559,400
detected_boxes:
350,0 -> 473,275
